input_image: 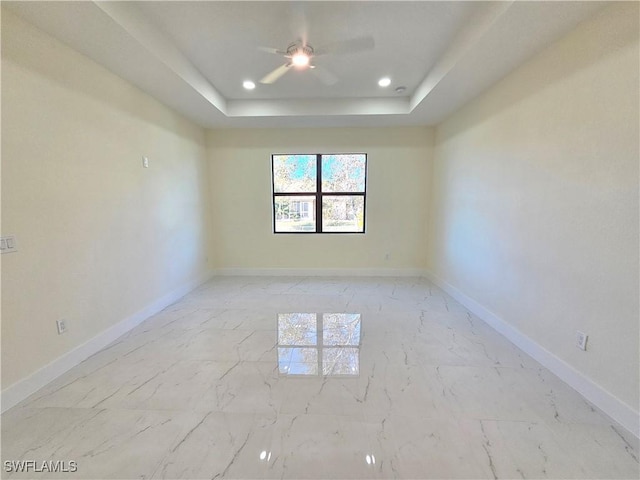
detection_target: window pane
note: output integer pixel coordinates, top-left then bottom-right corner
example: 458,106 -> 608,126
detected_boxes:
277,313 -> 317,345
322,348 -> 359,376
322,196 -> 364,233
278,347 -> 318,375
274,196 -> 316,232
321,154 -> 366,192
273,155 -> 317,193
323,314 -> 361,346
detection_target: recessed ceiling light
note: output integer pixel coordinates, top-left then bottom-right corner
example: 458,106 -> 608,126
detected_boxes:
243,80 -> 256,90
378,77 -> 391,87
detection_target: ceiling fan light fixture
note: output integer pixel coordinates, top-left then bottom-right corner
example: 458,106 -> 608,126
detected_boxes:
258,36 -> 373,85
378,77 -> 391,87
242,80 -> 256,90
291,52 -> 310,68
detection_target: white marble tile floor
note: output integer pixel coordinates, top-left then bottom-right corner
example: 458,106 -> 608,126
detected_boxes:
2,276 -> 638,479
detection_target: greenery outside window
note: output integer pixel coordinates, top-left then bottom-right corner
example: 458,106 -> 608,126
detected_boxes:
272,154 -> 367,233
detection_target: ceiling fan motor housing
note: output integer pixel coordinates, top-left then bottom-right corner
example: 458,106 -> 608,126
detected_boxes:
286,43 -> 314,58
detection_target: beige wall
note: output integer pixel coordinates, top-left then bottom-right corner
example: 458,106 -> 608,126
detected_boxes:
428,3 -> 639,409
3,0 -> 638,423
207,127 -> 432,271
1,10 -> 212,387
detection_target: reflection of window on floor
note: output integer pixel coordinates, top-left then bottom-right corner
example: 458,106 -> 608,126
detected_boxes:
277,313 -> 361,376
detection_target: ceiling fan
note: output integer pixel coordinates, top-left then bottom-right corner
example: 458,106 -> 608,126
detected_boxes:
258,36 -> 375,85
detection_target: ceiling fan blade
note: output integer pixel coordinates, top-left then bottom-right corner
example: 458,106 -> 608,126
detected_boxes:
260,63 -> 292,84
258,46 -> 286,55
311,65 -> 338,86
315,36 -> 375,56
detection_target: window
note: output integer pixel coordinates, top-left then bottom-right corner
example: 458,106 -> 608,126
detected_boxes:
272,154 -> 367,233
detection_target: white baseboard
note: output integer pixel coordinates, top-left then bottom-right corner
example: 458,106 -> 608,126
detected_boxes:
424,270 -> 640,440
1,270 -> 214,413
212,267 -> 427,277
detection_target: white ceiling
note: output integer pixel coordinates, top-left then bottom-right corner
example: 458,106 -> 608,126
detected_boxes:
5,1 -> 608,128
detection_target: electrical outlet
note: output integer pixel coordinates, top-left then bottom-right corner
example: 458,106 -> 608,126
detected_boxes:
142,156 -> 149,168
576,331 -> 588,351
56,319 -> 68,335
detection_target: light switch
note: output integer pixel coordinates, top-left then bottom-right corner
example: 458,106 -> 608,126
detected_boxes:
143,156 -> 149,168
0,235 -> 17,254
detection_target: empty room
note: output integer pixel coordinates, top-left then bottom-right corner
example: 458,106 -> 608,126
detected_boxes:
1,1 -> 638,479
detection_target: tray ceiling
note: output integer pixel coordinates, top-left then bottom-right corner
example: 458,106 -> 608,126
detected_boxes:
5,1 -> 608,128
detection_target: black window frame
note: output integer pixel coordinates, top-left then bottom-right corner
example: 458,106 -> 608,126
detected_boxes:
271,153 -> 367,234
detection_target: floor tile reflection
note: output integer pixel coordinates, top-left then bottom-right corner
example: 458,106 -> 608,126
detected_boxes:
277,313 -> 361,377
2,277 -> 638,479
